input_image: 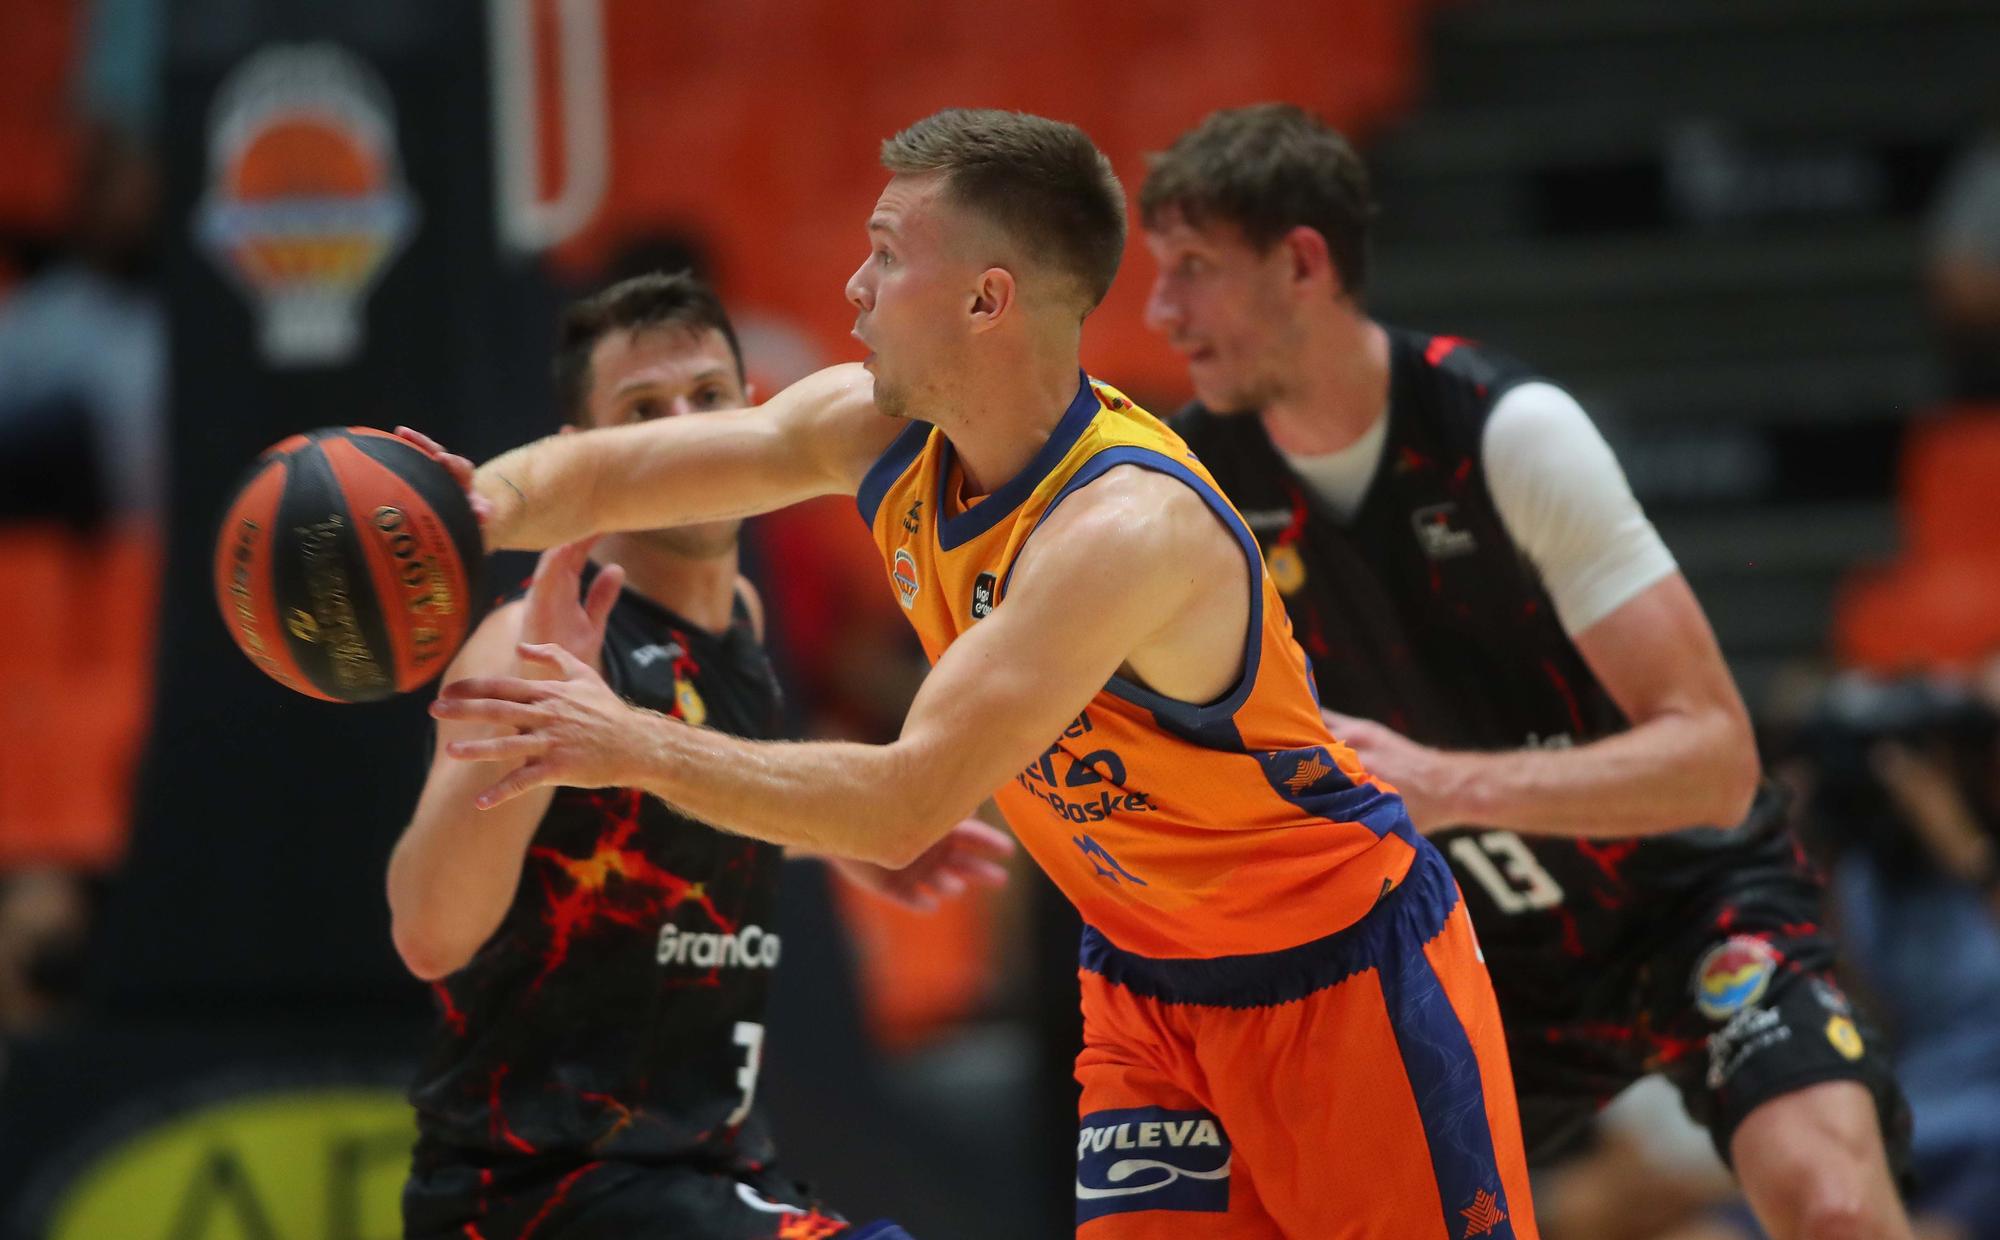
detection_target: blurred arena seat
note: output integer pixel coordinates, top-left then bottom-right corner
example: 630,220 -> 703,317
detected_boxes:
0,0 -> 81,238
0,522 -> 159,870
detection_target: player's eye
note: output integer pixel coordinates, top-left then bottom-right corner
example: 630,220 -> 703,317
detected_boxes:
694,386 -> 725,408
628,398 -> 660,422
876,248 -> 894,268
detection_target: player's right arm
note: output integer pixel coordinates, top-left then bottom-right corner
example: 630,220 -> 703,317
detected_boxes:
467,363 -> 901,552
386,539 -> 623,980
387,602 -> 554,980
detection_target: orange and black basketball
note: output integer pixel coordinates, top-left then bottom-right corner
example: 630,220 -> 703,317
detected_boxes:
214,427 -> 485,702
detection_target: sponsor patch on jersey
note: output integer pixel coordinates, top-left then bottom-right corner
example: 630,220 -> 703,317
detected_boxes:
891,548 -> 920,610
1076,1106 -> 1230,1224
1706,1003 -> 1792,1089
656,922 -> 781,970
1412,502 -> 1477,559
1693,935 -> 1781,1022
970,571 -> 998,620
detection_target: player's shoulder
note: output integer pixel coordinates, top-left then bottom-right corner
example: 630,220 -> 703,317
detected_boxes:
445,596 -> 530,678
1038,463 -> 1233,568
1391,324 -> 1543,401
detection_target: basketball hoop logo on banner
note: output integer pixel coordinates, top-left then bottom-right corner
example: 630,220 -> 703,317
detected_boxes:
194,44 -> 418,368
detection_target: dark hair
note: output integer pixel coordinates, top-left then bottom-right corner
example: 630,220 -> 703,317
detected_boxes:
1140,104 -> 1376,299
553,270 -> 745,422
881,108 -> 1127,314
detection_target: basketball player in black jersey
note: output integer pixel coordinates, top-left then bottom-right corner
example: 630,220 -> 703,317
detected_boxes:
1141,106 -> 1913,1240
388,273 -> 1008,1239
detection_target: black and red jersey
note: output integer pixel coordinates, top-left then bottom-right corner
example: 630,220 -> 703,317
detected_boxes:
1173,327 -> 1792,1019
409,565 -> 788,1167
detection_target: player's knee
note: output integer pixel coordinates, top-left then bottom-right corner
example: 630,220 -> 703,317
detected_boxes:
1760,1152 -> 1885,1240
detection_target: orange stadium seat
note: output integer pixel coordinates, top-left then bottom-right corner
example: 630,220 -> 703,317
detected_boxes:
1900,405 -> 2000,562
0,523 -> 160,870
0,0 -> 81,235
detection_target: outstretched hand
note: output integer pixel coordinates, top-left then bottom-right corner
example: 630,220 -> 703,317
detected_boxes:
396,425 -> 497,527
433,643 -> 656,808
828,817 -> 1016,913
1321,708 -> 1459,833
520,537 -> 624,676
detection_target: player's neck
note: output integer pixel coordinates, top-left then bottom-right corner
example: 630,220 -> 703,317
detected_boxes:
593,534 -> 740,635
1260,316 -> 1390,458
936,346 -> 1081,499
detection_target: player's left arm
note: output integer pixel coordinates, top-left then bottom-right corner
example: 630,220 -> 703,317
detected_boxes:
1328,383 -> 1760,837
428,472 -> 1204,866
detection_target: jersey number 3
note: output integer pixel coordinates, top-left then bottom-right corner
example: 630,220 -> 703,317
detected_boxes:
724,1021 -> 765,1128
1447,831 -> 1565,914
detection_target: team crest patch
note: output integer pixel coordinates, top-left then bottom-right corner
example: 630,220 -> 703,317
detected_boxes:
1076,1106 -> 1229,1224
194,43 -> 418,367
891,547 -> 920,610
1693,935 -> 1781,1022
1267,543 -> 1306,595
1826,1014 -> 1864,1061
673,675 -> 707,727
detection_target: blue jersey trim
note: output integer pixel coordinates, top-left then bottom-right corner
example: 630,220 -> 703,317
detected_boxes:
856,420 -> 934,529
1258,745 -> 1416,840
1377,888 -> 1519,1240
935,372 -> 1099,551
1078,841 -> 1454,1008
1005,444 -> 1265,740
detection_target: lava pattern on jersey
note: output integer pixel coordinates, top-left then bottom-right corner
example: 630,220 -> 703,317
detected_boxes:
407,565 -> 794,1191
1174,328 -> 1791,995
1173,328 -> 1908,1167
858,372 -> 1421,961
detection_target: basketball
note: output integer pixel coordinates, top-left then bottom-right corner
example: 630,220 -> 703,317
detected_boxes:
213,427 -> 485,702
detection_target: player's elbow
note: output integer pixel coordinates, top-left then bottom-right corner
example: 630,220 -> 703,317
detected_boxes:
865,813 -> 945,870
1699,709 -> 1762,829
392,917 -> 475,982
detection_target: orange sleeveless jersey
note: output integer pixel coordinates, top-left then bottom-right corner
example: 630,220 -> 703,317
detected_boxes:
858,375 -> 1420,959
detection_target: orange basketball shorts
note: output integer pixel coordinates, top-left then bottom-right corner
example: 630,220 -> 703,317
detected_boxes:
1072,842 -> 1538,1239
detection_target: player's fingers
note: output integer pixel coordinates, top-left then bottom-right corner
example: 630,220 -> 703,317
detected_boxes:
430,697 -> 543,728
395,426 -> 447,459
445,732 -> 547,763
952,857 -> 1013,888
437,674 -> 549,703
475,761 -> 552,810
585,563 -> 625,627
519,642 -> 590,677
929,872 -> 967,902
951,819 -> 1017,858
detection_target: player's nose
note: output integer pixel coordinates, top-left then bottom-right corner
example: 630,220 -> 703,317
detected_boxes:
1142,276 -> 1181,336
845,260 -> 872,311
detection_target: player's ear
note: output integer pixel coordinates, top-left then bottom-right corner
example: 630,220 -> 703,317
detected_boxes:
968,266 -> 1016,333
1280,225 -> 1334,292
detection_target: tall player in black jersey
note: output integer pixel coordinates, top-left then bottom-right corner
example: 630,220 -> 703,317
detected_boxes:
1142,105 -> 1913,1240
388,273 -> 1006,1239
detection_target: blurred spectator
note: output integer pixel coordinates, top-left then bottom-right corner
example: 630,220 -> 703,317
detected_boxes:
1927,128 -> 2000,403
0,123 -> 164,525
1783,672 -> 2000,1239
0,869 -> 92,1035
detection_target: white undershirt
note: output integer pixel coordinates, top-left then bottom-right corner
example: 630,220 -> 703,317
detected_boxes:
1274,381 -> 1678,636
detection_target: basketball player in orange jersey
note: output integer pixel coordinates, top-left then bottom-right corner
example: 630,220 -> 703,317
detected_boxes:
409,109 -> 1540,1239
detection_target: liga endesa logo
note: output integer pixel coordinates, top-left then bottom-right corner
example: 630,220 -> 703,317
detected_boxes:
194,43 -> 417,367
